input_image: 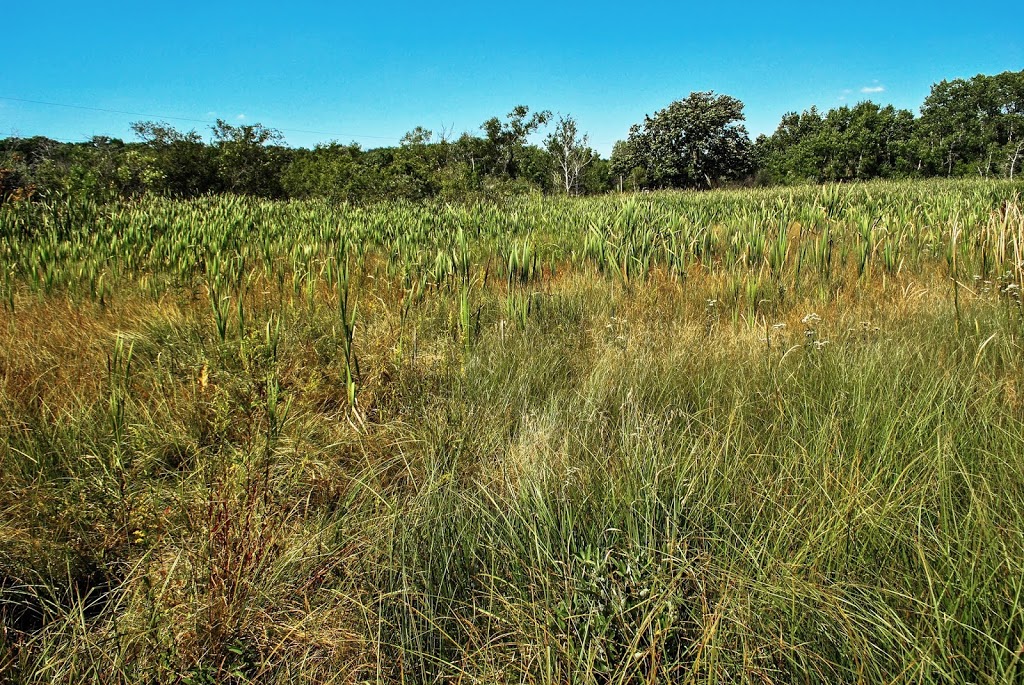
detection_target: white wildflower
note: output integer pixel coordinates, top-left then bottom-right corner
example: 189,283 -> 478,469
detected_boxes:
801,312 -> 821,325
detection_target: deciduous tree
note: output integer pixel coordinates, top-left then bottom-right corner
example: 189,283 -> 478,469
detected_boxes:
211,119 -> 289,197
480,105 -> 551,179
621,91 -> 753,189
544,114 -> 594,194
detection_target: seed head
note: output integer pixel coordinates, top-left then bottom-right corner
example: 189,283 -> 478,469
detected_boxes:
801,312 -> 821,325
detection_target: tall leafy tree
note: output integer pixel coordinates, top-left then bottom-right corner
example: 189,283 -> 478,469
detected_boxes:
756,103 -> 915,183
621,91 -> 753,189
400,126 -> 434,146
986,71 -> 1024,178
544,114 -> 595,194
211,119 -> 290,197
280,143 -> 378,202
917,78 -> 984,176
820,103 -> 915,180
753,107 -> 826,184
480,105 -> 551,179
916,71 -> 1024,177
131,121 -> 220,197
609,139 -> 646,191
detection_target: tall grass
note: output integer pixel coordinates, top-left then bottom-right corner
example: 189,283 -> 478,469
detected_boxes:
2,179 -> 1024,683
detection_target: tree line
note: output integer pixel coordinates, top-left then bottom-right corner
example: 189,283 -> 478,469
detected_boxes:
2,69 -> 1022,204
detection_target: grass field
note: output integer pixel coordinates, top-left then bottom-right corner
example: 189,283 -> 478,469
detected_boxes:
2,179 -> 1024,683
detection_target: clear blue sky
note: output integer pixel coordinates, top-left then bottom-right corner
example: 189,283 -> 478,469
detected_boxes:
3,1 -> 1020,156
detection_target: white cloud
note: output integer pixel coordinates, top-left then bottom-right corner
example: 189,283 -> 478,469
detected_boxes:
236,113 -> 246,121
861,85 -> 885,94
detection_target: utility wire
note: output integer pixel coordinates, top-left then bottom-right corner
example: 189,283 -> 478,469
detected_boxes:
0,95 -> 400,142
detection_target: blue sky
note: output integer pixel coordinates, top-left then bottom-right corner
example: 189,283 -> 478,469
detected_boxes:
4,2 -> 1021,156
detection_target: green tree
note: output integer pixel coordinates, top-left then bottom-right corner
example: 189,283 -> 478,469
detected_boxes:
400,126 -> 434,146
754,107 -> 825,184
609,139 -> 644,191
131,121 -> 220,197
916,78 -> 983,176
281,143 -> 378,202
756,103 -> 915,184
544,114 -> 595,194
819,103 -> 915,180
480,105 -> 551,179
211,119 -> 289,197
0,136 -> 55,201
621,91 -> 753,189
985,71 -> 1024,178
579,154 -> 612,194
915,71 -> 1024,177
516,144 -> 555,193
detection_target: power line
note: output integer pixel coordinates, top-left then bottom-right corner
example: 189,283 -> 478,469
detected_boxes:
0,95 -> 400,142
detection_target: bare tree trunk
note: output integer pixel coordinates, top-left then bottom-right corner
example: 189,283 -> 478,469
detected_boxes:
1010,142 -> 1023,180
563,142 -> 572,194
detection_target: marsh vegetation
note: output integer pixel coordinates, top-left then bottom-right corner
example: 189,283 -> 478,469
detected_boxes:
2,179 -> 1024,682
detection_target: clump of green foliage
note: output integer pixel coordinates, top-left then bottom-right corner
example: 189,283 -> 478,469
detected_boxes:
4,70 -> 1022,205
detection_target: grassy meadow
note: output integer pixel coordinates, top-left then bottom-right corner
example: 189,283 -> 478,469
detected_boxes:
2,179 -> 1024,683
